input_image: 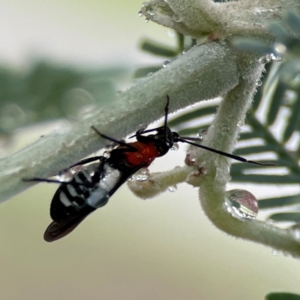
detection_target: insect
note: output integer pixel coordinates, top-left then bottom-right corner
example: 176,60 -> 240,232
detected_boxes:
24,96 -> 271,242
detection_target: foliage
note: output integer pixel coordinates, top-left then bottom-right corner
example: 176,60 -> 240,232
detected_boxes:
136,7 -> 300,228
266,293 -> 300,300
231,9 -> 300,228
0,62 -> 130,134
1,1 -> 300,298
129,10 -> 300,300
1,0 -> 300,286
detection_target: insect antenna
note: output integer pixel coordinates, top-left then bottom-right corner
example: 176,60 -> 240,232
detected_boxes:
164,95 -> 170,143
177,137 -> 275,166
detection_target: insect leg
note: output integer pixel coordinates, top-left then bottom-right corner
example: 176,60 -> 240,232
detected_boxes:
69,156 -> 105,168
23,175 -> 98,186
130,96 -> 170,138
91,126 -> 137,151
23,178 -> 68,184
163,95 -> 170,142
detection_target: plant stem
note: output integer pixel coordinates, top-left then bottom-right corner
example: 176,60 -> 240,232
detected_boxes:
0,42 -> 239,204
199,57 -> 300,257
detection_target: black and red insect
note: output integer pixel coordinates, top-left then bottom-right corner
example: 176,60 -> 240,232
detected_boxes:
25,96 -> 270,242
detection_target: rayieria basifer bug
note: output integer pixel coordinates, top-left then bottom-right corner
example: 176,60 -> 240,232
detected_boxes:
24,95 -> 273,242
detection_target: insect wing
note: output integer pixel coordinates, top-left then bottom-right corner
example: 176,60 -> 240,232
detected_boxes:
45,179 -> 110,242
45,167 -> 140,242
44,205 -> 95,242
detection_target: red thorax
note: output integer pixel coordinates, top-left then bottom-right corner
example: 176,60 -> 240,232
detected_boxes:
124,142 -> 160,167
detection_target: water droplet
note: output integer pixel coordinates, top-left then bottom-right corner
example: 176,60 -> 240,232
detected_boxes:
132,168 -> 150,182
138,10 -> 144,17
163,60 -> 171,68
258,56 -> 266,65
259,53 -> 282,64
172,14 -> 182,22
255,79 -> 262,86
103,151 -> 111,158
236,120 -> 244,128
182,50 -> 187,55
171,143 -> 179,151
197,128 -> 207,141
269,53 -> 278,61
57,169 -> 73,182
289,224 -> 300,240
127,176 -> 134,182
274,56 -> 282,62
168,185 -> 177,192
197,133 -> 204,141
221,125 -> 229,134
272,250 -> 279,256
258,55 -> 271,64
145,18 -> 150,23
224,189 -> 258,220
274,42 -> 286,55
167,30 -> 175,38
147,10 -> 155,16
185,153 -> 196,166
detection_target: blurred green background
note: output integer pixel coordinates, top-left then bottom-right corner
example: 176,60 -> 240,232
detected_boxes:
1,1 -> 300,299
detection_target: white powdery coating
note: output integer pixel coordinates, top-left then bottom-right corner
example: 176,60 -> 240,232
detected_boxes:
0,42 -> 239,203
141,0 -> 300,39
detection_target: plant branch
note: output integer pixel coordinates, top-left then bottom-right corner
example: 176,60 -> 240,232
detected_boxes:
128,166 -> 193,198
140,0 -> 300,41
199,59 -> 300,257
0,42 -> 239,204
127,51 -> 300,256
